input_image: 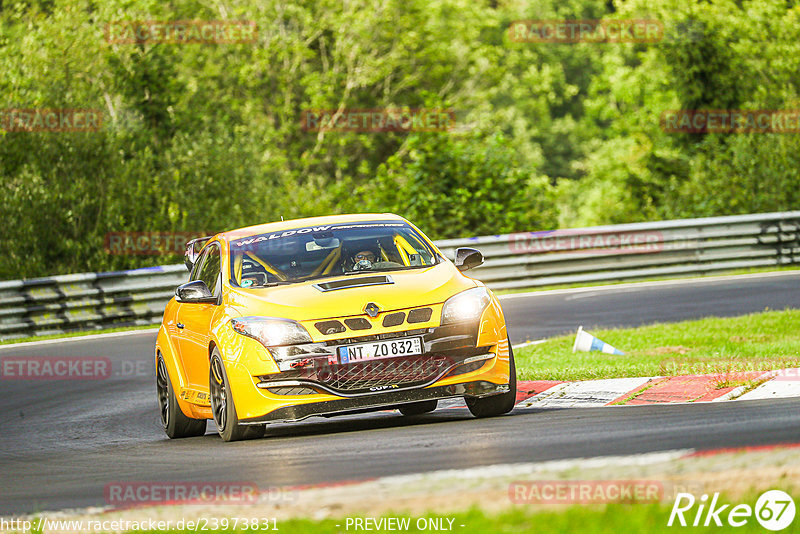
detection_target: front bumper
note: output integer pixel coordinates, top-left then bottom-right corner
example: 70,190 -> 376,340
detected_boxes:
240,379 -> 508,424
256,321 -> 490,395
226,298 -> 510,422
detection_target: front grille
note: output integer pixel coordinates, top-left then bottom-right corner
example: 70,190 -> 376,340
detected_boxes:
407,307 -> 432,323
315,320 -> 346,335
259,323 -> 486,394
344,318 -> 372,330
382,312 -> 406,327
314,355 -> 451,392
267,386 -> 317,395
312,307 -> 436,336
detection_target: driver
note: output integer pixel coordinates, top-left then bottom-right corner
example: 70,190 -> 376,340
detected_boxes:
351,248 -> 380,271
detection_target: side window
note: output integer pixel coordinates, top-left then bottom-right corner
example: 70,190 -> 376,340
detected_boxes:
199,245 -> 221,295
190,248 -> 210,282
192,244 -> 221,295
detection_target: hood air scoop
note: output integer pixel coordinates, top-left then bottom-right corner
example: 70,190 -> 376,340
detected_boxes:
312,275 -> 394,292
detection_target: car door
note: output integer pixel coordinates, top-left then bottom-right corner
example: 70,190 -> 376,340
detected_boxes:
174,242 -> 222,389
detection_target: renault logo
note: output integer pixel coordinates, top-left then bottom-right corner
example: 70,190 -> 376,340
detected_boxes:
364,302 -> 381,318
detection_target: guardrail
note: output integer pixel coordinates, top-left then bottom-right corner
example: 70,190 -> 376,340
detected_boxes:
2,211 -> 799,340
0,265 -> 187,340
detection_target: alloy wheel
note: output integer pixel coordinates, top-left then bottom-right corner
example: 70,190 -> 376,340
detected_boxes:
210,357 -> 227,431
156,358 -> 171,428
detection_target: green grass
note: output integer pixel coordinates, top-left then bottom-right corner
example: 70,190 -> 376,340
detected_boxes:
133,501 -> 792,533
0,323 -> 158,345
514,308 -> 800,381
495,265 -> 800,295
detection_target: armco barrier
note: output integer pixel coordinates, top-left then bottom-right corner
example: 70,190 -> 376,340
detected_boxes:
1,211 -> 799,340
0,265 -> 187,340
435,211 -> 800,290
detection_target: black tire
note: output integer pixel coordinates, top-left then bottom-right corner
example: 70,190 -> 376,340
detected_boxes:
398,399 -> 438,416
209,349 -> 265,442
466,339 -> 517,418
156,354 -> 207,439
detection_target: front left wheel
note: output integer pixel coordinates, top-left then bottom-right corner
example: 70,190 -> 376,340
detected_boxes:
209,349 -> 265,442
156,354 -> 207,439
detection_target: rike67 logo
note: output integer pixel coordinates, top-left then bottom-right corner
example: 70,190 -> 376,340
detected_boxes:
668,490 -> 796,531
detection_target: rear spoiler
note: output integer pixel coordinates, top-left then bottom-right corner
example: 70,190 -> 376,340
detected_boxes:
184,236 -> 213,271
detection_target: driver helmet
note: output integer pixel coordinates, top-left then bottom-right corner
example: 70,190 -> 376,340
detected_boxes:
351,247 -> 380,270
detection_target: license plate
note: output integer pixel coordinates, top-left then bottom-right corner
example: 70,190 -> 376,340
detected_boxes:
337,337 -> 423,363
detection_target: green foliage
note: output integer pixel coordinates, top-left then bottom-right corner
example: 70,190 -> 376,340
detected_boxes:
563,0 -> 800,226
0,0 -> 797,278
364,132 -> 556,238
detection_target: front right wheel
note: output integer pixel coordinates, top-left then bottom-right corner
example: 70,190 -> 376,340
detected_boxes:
466,340 -> 517,418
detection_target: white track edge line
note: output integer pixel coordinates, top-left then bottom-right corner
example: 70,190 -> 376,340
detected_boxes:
498,270 -> 800,300
0,328 -> 159,350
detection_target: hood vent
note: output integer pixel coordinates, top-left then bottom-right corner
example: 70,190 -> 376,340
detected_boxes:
407,307 -> 433,323
313,275 -> 394,292
315,320 -> 346,335
344,318 -> 372,330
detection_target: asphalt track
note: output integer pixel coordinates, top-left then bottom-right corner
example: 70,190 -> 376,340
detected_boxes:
1,272 -> 799,515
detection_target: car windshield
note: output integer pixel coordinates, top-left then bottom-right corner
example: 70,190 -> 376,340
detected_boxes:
228,221 -> 439,287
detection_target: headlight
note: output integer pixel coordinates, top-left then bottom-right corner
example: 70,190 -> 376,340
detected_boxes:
231,317 -> 313,347
441,287 -> 491,325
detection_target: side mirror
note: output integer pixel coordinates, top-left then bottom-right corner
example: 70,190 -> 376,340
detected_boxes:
454,247 -> 484,271
175,280 -> 217,304
184,237 -> 212,271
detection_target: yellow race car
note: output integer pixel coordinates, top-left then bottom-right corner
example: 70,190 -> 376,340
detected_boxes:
155,214 -> 516,441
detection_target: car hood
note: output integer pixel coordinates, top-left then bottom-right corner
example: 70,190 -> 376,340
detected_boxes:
225,263 -> 477,321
